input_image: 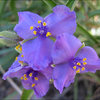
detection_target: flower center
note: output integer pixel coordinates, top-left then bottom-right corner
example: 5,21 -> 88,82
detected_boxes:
71,57 -> 87,73
20,70 -> 39,87
30,20 -> 52,37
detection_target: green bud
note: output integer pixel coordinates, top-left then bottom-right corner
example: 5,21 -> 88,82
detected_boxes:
0,31 -> 20,47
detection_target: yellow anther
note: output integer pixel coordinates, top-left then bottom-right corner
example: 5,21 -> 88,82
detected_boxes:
24,74 -> 27,77
33,31 -> 37,35
83,62 -> 87,65
76,69 -> 80,73
29,73 -> 32,77
21,55 -> 24,57
37,26 -> 39,28
34,77 -> 38,81
82,67 -> 85,71
83,58 -> 87,61
46,32 -> 51,37
19,47 -> 22,51
15,45 -> 20,49
15,57 -> 18,61
30,26 -> 34,30
21,76 -> 23,80
18,61 -> 23,64
38,20 -> 41,24
24,77 -> 28,80
77,62 -> 81,66
43,22 -> 46,26
32,83 -> 35,87
73,66 -> 76,69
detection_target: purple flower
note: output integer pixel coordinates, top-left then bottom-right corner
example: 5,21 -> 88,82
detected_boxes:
3,54 -> 52,97
52,33 -> 100,93
14,5 -> 76,70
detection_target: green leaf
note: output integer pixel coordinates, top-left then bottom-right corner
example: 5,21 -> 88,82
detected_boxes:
42,0 -> 56,10
21,89 -> 34,100
10,0 -> 18,20
0,0 -> 8,17
76,23 -> 99,44
0,31 -> 20,47
66,0 -> 78,10
88,10 -> 100,17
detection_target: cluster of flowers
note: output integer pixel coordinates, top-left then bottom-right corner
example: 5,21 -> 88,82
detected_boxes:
3,5 -> 100,97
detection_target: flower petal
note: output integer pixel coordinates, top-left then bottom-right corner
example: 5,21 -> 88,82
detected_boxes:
52,33 -> 82,64
40,66 -> 53,80
33,73 -> 49,97
45,5 -> 76,37
3,54 -> 26,80
22,37 -> 53,70
76,46 -> 100,73
14,11 -> 43,39
53,63 -> 75,93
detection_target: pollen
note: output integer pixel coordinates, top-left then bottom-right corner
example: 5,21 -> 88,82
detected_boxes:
30,26 -> 34,30
18,61 -> 23,64
15,57 -> 18,61
77,62 -> 81,66
32,83 -> 35,87
33,31 -> 37,35
83,62 -> 87,65
34,77 -> 38,81
82,67 -> 85,71
21,55 -> 24,57
43,22 -> 46,26
38,20 -> 41,24
29,73 -> 32,77
24,74 -> 27,77
37,26 -> 39,28
76,69 -> 80,73
19,47 -> 22,51
24,77 -> 28,80
83,58 -> 87,61
46,32 -> 51,37
15,45 -> 20,49
73,66 -> 76,69
21,76 -> 23,80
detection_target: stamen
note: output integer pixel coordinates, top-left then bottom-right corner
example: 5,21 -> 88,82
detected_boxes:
77,62 -> 81,66
24,77 -> 28,80
46,32 -> 51,37
34,77 -> 38,81
30,26 -> 34,30
21,76 -> 23,80
37,26 -> 39,28
33,31 -> 37,35
82,67 -> 85,71
19,47 -> 22,51
24,74 -> 27,77
21,55 -> 24,57
83,62 -> 87,65
73,66 -> 76,69
15,45 -> 20,49
15,57 -> 18,61
18,61 -> 24,64
76,69 -> 80,73
83,58 -> 87,61
32,83 -> 35,87
38,20 -> 41,24
43,22 -> 46,26
29,73 -> 32,77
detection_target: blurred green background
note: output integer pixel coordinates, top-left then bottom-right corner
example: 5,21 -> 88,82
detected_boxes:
0,0 -> 100,100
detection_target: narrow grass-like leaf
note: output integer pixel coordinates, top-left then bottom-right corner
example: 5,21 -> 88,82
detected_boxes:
76,23 -> 99,44
42,0 -> 56,10
88,10 -> 100,17
21,89 -> 34,100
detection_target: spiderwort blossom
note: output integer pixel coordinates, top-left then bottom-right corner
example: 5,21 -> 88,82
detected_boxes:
3,55 -> 52,97
14,5 -> 76,70
52,33 -> 100,93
